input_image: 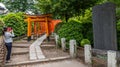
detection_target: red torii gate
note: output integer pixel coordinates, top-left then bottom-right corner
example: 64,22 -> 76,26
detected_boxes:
25,14 -> 61,41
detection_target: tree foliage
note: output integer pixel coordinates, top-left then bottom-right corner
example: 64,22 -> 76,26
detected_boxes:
98,0 -> 120,7
1,0 -> 36,12
36,0 -> 98,22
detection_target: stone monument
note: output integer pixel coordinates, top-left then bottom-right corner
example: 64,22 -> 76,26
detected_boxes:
92,2 -> 117,50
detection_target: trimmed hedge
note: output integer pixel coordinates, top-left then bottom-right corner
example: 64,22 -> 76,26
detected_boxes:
80,39 -> 91,47
3,12 -> 27,37
55,20 -> 83,48
54,19 -> 93,49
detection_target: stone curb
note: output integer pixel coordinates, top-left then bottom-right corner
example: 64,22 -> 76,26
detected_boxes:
5,56 -> 71,66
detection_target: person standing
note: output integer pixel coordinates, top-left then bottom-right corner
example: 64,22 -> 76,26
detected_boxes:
4,27 -> 14,63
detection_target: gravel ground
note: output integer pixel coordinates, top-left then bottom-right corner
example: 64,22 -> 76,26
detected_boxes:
41,46 -> 69,58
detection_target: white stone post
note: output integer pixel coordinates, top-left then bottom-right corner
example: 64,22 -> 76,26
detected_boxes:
69,40 -> 77,58
107,50 -> 117,67
84,45 -> 92,66
61,38 -> 66,51
55,34 -> 59,48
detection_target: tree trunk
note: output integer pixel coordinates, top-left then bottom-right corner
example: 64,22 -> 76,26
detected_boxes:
64,14 -> 69,22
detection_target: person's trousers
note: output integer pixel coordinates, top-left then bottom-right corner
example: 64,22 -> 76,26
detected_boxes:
5,43 -> 12,61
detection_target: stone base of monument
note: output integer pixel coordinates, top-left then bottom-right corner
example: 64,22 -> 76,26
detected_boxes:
92,49 -> 107,66
92,48 -> 120,67
92,49 -> 107,57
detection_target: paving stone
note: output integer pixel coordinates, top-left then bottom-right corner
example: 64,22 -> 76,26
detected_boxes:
29,34 -> 47,60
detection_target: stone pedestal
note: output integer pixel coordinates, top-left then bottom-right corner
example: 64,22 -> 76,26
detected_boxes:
55,34 -> 59,48
84,45 -> 92,66
107,50 -> 117,67
61,38 -> 66,51
69,40 -> 77,58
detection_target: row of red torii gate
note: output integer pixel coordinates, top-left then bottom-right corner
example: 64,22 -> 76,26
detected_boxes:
25,14 -> 61,41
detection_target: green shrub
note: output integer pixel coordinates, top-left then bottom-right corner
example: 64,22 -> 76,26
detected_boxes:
55,9 -> 93,48
54,22 -> 65,34
81,22 -> 93,45
3,12 -> 27,37
80,39 -> 90,47
68,9 -> 93,45
57,20 -> 83,48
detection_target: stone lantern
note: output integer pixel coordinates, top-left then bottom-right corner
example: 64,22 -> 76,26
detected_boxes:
0,3 -> 8,14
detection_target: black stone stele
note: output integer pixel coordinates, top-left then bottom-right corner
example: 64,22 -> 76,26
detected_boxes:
92,2 -> 117,50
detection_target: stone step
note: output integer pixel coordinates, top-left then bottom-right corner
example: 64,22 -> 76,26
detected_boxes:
40,45 -> 55,47
42,41 -> 55,45
14,41 -> 33,44
7,54 -> 29,65
12,48 -> 29,55
12,51 -> 29,56
12,44 -> 30,48
49,37 -> 55,39
41,43 -> 55,46
12,51 -> 29,55
49,34 -> 55,38
14,39 -> 34,44
44,38 -> 55,42
5,56 -> 70,67
12,46 -> 28,48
